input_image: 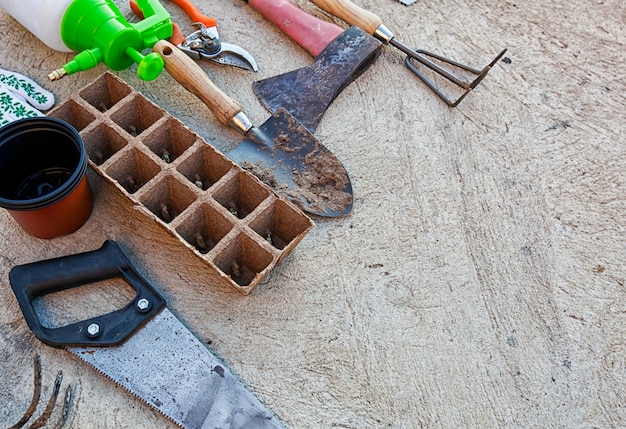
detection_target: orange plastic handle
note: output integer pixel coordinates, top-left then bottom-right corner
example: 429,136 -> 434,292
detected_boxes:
170,0 -> 218,28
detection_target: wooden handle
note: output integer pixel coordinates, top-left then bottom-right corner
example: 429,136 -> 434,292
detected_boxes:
309,0 -> 382,35
153,40 -> 242,128
249,0 -> 343,57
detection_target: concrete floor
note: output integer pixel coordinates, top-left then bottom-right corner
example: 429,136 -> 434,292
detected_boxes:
1,0 -> 625,427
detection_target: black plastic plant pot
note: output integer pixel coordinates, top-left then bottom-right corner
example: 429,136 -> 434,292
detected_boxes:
0,117 -> 93,238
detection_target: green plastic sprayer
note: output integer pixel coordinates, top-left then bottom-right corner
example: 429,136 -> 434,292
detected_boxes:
46,0 -> 173,81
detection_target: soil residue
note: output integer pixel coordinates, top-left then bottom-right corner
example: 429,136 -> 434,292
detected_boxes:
241,161 -> 285,190
245,112 -> 352,214
289,147 -> 352,214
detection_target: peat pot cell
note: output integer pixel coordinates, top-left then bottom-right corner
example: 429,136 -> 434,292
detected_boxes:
82,123 -> 128,165
177,144 -> 232,191
176,203 -> 233,254
110,95 -> 163,137
104,148 -> 160,194
48,99 -> 95,132
213,233 -> 274,288
139,176 -> 196,223
142,117 -> 196,164
212,170 -> 270,219
248,199 -> 312,250
79,73 -> 131,112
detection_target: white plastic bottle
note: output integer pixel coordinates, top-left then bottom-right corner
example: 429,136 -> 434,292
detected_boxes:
0,0 -> 73,52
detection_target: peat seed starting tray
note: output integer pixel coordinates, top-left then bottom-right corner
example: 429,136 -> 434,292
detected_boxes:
49,72 -> 314,295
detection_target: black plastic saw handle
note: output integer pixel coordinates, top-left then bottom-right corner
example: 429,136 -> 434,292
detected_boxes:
9,240 -> 166,347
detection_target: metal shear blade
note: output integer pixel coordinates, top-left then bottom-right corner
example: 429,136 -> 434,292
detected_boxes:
211,42 -> 259,71
179,24 -> 258,71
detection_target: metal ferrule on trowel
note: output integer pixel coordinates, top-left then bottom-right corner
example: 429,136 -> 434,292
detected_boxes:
229,111 -> 254,134
247,0 -> 382,133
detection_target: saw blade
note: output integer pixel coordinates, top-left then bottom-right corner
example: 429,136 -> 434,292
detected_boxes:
68,308 -> 285,429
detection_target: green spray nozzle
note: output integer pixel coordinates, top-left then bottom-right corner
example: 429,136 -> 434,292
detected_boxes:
48,0 -> 172,81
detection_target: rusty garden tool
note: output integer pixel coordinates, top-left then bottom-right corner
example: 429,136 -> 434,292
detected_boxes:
247,0 -> 382,133
8,355 -> 71,429
153,39 -> 353,218
309,0 -> 507,106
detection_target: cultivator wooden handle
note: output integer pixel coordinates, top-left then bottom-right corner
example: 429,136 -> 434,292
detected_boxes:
309,0 -> 507,107
309,0 -> 382,35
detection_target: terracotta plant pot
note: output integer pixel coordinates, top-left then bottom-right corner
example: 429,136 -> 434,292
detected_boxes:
0,117 -> 93,238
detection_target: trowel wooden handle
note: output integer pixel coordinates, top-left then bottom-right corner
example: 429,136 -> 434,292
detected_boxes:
249,0 -> 343,57
309,0 -> 382,35
153,39 -> 242,128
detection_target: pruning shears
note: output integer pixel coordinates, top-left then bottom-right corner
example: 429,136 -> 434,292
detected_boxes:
130,0 -> 258,71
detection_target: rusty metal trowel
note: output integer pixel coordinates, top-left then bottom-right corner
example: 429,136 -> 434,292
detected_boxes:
9,240 -> 286,428
153,39 -> 352,218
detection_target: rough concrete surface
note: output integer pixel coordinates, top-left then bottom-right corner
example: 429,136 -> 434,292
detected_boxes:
1,0 -> 625,428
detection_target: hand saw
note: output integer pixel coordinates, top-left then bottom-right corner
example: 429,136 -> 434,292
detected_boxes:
9,240 -> 286,429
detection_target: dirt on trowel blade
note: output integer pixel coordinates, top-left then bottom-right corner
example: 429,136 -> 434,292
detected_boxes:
245,116 -> 353,216
242,161 -> 281,189
291,149 -> 352,215
243,151 -> 352,215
